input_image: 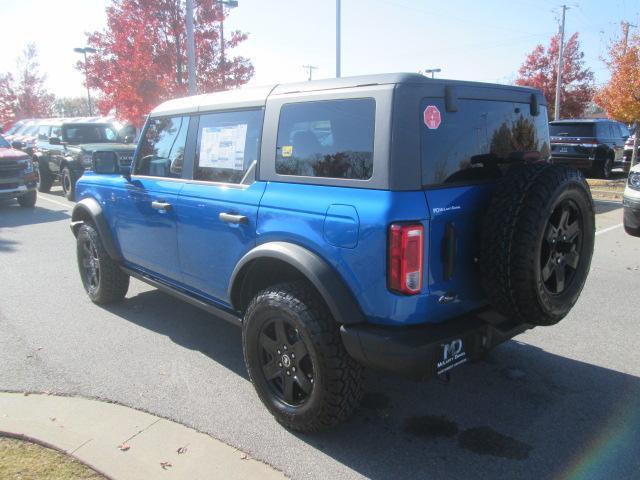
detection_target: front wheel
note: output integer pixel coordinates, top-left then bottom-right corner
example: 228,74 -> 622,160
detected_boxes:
62,167 -> 76,201
242,282 -> 364,432
17,190 -> 37,208
76,223 -> 130,304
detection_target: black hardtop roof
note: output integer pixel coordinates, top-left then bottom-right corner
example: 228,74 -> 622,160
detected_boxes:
271,72 -> 543,98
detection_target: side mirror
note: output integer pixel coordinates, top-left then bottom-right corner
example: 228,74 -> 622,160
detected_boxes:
119,165 -> 132,181
11,140 -> 24,149
92,151 -> 119,174
49,136 -> 61,145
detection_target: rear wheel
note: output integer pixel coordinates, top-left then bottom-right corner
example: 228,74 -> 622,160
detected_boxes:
596,155 -> 613,179
480,164 -> 595,326
242,282 -> 364,432
17,190 -> 37,208
62,167 -> 76,201
76,223 -> 129,304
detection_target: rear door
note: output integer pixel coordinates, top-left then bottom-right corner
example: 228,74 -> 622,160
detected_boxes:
114,115 -> 189,282
176,109 -> 265,304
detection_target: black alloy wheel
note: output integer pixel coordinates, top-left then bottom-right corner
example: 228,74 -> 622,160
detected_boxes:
79,234 -> 100,295
258,317 -> 315,406
540,199 -> 583,295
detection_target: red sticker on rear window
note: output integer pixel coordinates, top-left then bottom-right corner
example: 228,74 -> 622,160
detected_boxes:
423,105 -> 441,129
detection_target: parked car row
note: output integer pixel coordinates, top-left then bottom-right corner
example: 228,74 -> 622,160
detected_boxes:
2,117 -> 137,200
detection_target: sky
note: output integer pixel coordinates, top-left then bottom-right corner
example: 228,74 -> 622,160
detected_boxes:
0,0 -> 637,99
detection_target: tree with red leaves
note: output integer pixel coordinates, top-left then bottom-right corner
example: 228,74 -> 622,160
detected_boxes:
595,24 -> 640,166
0,44 -> 54,130
516,32 -> 594,120
81,0 -> 254,126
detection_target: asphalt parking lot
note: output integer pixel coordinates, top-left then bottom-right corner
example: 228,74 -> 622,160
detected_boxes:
1,188 -> 639,480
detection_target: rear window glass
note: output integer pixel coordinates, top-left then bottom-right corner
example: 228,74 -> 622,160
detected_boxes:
421,98 -> 550,186
549,123 -> 594,137
275,99 -> 375,180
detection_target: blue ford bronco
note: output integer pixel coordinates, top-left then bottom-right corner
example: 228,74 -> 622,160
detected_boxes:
71,73 -> 595,431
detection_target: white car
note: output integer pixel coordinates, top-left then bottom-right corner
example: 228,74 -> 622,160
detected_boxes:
623,163 -> 640,236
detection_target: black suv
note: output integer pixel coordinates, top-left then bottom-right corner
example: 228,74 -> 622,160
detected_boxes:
33,119 -> 136,200
550,119 -> 630,178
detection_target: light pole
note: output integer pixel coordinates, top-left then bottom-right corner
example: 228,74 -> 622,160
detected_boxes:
302,65 -> 318,81
74,47 -> 97,116
186,0 -> 196,95
218,0 -> 238,69
424,68 -> 441,78
336,0 -> 341,78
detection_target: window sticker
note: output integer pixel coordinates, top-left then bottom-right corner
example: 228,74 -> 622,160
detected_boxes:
282,145 -> 293,157
199,123 -> 248,170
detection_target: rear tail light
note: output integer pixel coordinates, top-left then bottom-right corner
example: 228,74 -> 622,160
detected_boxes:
388,223 -> 424,295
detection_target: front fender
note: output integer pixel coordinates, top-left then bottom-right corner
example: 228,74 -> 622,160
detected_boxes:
71,197 -> 122,262
229,242 -> 366,326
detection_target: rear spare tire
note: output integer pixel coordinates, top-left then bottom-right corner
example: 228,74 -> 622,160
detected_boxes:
480,164 -> 595,326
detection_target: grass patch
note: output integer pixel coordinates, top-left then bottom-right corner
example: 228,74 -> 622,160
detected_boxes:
0,436 -> 105,479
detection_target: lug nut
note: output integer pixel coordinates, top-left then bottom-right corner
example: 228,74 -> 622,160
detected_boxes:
277,350 -> 281,355
283,345 -> 287,350
278,363 -> 282,367
291,353 -> 295,359
286,370 -> 291,376
292,367 -> 296,372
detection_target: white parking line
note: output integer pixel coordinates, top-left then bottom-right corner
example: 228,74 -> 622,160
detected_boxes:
38,195 -> 72,210
596,223 -> 623,236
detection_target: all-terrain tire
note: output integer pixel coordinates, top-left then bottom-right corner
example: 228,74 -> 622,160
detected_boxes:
242,281 -> 364,432
17,190 -> 37,208
37,162 -> 53,193
62,167 -> 76,201
595,154 -> 613,179
480,164 -> 595,326
76,223 -> 129,304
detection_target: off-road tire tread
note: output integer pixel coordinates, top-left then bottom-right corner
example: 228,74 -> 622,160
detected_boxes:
480,163 -> 594,326
77,223 -> 129,304
17,190 -> 37,207
37,163 -> 53,193
243,281 -> 364,432
62,167 -> 75,201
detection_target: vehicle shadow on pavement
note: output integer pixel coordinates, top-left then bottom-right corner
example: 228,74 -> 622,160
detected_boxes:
103,288 -> 640,480
0,203 -> 69,229
593,200 -> 623,215
103,289 -> 248,378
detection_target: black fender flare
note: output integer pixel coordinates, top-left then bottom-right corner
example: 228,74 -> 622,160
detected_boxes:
70,198 -> 123,262
229,242 -> 365,326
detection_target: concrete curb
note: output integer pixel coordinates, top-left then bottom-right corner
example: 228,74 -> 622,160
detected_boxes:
0,392 -> 286,480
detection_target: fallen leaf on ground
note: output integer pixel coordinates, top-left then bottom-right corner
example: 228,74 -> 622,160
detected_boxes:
177,446 -> 188,454
49,417 -> 56,422
118,443 -> 130,451
160,461 -> 172,470
240,453 -> 250,460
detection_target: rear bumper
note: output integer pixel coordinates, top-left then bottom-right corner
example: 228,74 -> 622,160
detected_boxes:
550,155 -> 593,170
340,308 -> 530,380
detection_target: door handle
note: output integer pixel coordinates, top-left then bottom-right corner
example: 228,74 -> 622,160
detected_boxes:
219,212 -> 248,224
151,200 -> 172,211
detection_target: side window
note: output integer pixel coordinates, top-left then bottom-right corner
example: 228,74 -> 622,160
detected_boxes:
275,99 -> 375,180
37,125 -> 50,140
619,123 -> 630,139
194,109 -> 262,184
135,116 -> 188,178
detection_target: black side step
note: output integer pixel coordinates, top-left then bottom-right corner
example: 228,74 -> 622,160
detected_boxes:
120,267 -> 242,327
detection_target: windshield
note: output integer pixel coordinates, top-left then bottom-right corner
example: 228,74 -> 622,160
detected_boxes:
549,123 -> 595,138
0,135 -> 10,148
62,124 -> 120,144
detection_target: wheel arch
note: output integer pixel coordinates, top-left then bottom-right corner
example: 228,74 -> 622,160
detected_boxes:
229,242 -> 366,326
71,198 -> 123,262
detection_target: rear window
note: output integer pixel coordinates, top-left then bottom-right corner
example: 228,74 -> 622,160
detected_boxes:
549,123 -> 594,138
421,98 -> 550,186
275,98 -> 375,180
